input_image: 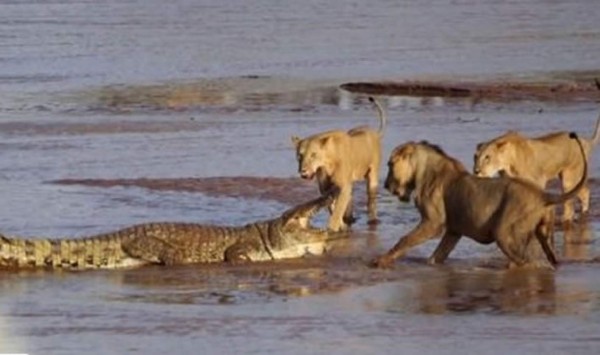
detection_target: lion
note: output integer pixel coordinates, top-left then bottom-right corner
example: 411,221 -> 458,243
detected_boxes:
473,114 -> 600,223
371,133 -> 587,269
291,97 -> 386,232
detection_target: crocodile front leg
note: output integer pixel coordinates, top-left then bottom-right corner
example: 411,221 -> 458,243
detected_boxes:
122,236 -> 186,266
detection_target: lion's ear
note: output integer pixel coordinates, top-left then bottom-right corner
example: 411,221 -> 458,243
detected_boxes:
398,144 -> 415,158
496,141 -> 508,150
476,142 -> 484,151
319,136 -> 331,147
291,135 -> 301,148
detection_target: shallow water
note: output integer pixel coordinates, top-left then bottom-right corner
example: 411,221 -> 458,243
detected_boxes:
2,0 -> 600,108
1,0 -> 600,354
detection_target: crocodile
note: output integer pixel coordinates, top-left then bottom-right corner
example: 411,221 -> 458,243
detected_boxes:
0,195 -> 341,270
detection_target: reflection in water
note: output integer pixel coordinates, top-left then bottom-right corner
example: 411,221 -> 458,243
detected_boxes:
387,95 -> 447,110
102,249 -> 595,318
101,235 -> 371,305
562,217 -> 595,261
415,268 -> 558,315
102,261 -> 353,305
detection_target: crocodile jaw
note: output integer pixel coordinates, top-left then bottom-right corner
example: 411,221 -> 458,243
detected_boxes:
241,241 -> 327,261
279,195 -> 332,229
268,240 -> 328,259
269,195 -> 337,260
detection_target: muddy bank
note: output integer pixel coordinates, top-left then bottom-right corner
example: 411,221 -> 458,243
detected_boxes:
341,70 -> 600,103
52,176 -> 317,205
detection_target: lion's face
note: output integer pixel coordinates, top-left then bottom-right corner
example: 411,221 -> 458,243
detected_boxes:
384,145 -> 417,202
291,136 -> 330,180
473,141 -> 512,178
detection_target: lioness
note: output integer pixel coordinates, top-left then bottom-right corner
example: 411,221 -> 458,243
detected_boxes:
291,97 -> 386,232
473,114 -> 600,223
371,133 -> 586,269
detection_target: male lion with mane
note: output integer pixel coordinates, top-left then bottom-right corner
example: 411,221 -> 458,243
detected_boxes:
372,133 -> 587,269
473,114 -> 600,223
291,97 -> 386,232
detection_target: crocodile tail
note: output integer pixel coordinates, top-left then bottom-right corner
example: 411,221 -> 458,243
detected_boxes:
0,231 -> 130,269
544,132 -> 587,206
368,97 -> 387,135
0,235 -> 55,268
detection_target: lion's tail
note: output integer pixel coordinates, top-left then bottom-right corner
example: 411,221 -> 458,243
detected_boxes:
368,97 -> 387,135
544,132 -> 587,206
592,79 -> 600,145
590,112 -> 600,145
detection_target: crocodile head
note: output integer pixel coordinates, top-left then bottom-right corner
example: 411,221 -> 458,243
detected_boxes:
265,195 -> 345,260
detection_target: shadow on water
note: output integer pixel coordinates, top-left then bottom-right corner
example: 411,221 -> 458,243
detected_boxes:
103,260 -> 371,305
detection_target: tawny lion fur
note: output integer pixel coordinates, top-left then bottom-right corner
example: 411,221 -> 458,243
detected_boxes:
372,134 -> 587,269
473,114 -> 600,222
291,97 -> 386,231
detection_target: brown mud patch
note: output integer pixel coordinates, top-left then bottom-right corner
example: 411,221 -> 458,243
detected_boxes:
340,80 -> 599,103
341,70 -> 600,103
52,176 -> 319,205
